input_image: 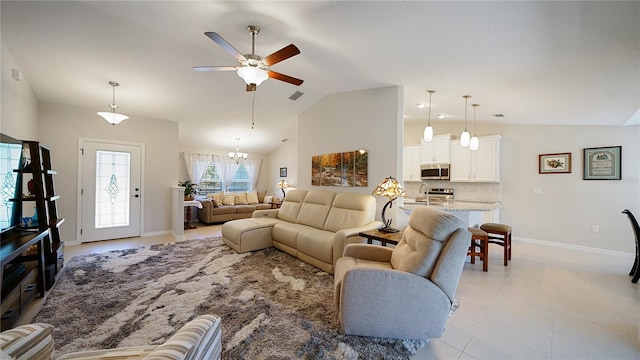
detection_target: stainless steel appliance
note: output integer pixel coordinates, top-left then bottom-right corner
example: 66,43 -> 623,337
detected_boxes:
427,188 -> 454,205
420,163 -> 450,180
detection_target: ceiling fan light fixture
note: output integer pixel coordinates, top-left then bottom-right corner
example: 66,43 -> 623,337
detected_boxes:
97,81 -> 129,125
237,66 -> 268,86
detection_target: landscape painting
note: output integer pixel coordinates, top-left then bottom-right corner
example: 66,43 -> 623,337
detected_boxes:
312,149 -> 368,187
355,149 -> 368,187
341,151 -> 355,187
311,155 -> 321,186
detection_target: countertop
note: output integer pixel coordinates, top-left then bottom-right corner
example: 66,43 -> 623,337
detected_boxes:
401,199 -> 501,212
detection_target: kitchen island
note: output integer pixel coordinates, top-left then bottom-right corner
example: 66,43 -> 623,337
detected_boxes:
400,200 -> 500,228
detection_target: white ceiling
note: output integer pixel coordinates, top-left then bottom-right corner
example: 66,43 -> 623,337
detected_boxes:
2,1 -> 638,153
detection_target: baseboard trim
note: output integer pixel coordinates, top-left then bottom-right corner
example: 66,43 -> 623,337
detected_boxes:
141,230 -> 171,238
514,236 -> 634,260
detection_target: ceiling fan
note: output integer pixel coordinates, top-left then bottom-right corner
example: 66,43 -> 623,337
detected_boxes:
193,25 -> 303,92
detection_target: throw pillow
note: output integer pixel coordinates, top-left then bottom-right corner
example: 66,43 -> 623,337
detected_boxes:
235,192 -> 248,205
257,190 -> 267,203
246,191 -> 259,204
222,192 -> 235,206
212,192 -> 224,205
211,199 -> 219,208
263,195 -> 273,204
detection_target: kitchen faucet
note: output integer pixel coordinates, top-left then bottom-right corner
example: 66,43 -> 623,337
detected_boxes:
418,182 -> 429,205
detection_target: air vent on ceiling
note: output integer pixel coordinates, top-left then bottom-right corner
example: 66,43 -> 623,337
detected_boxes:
289,91 -> 304,101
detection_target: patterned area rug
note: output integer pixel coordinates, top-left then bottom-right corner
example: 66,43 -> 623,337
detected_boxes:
34,238 -> 425,359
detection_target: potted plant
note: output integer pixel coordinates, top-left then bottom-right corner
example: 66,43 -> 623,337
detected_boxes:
179,181 -> 197,201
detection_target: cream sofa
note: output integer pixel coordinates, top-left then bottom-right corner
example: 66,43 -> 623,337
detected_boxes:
221,189 -> 383,274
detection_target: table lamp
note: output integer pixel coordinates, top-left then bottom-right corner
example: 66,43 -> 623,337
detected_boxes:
372,176 -> 406,233
276,179 -> 289,199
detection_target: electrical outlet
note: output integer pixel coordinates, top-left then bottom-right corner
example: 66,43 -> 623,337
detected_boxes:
591,225 -> 599,233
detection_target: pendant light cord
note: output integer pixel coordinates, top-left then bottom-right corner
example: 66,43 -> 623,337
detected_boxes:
427,90 -> 433,126
251,91 -> 255,130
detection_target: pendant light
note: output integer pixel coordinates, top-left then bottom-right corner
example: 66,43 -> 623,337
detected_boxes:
470,103 -> 480,151
460,95 -> 471,147
97,81 -> 129,125
423,90 -> 435,142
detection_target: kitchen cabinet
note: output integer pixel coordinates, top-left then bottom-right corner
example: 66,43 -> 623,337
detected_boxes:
403,145 -> 421,181
450,135 -> 501,182
420,134 -> 451,164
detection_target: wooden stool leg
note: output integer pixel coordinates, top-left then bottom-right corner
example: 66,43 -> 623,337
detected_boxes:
482,237 -> 488,272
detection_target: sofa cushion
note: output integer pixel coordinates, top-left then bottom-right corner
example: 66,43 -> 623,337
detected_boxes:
212,206 -> 237,215
276,190 -> 307,223
222,192 -> 235,205
235,205 -> 256,214
272,222 -> 309,249
390,207 -> 465,278
297,228 -> 335,264
209,192 -> 223,205
0,323 -> 54,360
247,191 -> 259,204
296,190 -> 336,229
235,192 -> 249,205
324,192 -> 376,232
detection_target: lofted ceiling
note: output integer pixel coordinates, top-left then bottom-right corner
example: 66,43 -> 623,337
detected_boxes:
1,1 -> 638,154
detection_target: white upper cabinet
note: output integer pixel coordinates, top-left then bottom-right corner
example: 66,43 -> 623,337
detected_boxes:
420,134 -> 452,164
403,145 -> 421,181
450,135 -> 501,182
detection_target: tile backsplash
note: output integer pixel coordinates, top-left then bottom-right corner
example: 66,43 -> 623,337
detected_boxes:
403,180 -> 501,203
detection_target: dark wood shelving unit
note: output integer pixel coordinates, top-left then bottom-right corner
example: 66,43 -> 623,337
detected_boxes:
1,141 -> 64,329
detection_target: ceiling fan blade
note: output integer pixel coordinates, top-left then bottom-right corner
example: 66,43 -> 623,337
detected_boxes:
204,32 -> 246,62
268,71 -> 304,86
193,66 -> 238,72
246,84 -> 257,92
262,44 -> 300,66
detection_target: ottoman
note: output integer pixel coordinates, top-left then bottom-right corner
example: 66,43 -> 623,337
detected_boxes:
222,218 -> 278,253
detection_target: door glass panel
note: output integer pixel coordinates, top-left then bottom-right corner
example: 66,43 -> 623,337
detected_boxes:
95,150 -> 130,228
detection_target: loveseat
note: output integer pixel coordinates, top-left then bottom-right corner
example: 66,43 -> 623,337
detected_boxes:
221,189 -> 383,274
197,190 -> 273,224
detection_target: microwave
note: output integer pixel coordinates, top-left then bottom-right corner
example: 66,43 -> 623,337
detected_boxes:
420,163 -> 450,180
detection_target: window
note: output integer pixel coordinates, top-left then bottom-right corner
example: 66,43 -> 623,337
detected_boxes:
198,163 -> 249,193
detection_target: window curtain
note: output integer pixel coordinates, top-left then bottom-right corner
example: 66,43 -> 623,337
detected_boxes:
216,155 -> 239,192
182,152 -> 213,184
244,158 -> 261,190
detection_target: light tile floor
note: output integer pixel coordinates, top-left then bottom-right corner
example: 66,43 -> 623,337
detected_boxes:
53,225 -> 640,359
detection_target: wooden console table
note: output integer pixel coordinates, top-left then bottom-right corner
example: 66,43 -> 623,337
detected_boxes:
183,200 -> 203,230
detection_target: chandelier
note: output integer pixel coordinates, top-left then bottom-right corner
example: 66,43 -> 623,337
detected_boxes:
97,81 -> 129,125
228,138 -> 248,164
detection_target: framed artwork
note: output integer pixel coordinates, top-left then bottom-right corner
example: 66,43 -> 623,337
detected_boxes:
583,146 -> 622,180
539,153 -> 571,174
310,149 -> 367,187
279,167 -> 287,177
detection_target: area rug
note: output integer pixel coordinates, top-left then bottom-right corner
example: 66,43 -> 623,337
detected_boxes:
34,238 -> 425,359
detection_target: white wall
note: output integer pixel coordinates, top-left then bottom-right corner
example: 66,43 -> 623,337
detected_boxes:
178,144 -> 270,193
405,120 -> 640,253
268,137 -> 298,199
297,86 -> 403,224
37,102 -> 179,242
1,39 -> 38,139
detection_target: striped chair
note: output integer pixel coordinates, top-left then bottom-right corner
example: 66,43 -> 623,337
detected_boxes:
0,315 -> 222,360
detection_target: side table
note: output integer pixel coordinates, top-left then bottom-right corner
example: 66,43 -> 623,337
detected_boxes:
183,200 -> 203,230
358,229 -> 403,247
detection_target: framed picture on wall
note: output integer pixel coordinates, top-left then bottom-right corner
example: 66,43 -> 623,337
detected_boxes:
280,167 -> 287,177
539,152 -> 571,174
583,146 -> 622,180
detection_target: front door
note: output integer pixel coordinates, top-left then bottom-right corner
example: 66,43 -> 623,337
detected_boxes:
80,139 -> 143,242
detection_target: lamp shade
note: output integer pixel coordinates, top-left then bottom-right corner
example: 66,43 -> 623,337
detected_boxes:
372,176 -> 406,199
423,125 -> 433,142
276,179 -> 290,189
237,66 -> 268,86
460,131 -> 471,147
97,111 -> 129,125
469,136 -> 479,151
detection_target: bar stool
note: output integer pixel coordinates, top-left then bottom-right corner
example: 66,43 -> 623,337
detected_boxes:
480,223 -> 512,266
468,227 -> 489,272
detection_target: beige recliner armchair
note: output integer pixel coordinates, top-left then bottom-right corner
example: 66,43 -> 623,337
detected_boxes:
334,206 -> 471,339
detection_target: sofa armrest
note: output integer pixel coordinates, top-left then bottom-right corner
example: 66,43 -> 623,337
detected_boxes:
197,199 -> 213,223
144,314 -> 222,360
338,267 -> 451,339
0,323 -> 54,360
332,221 -> 384,266
342,243 -> 393,262
252,209 -> 279,219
